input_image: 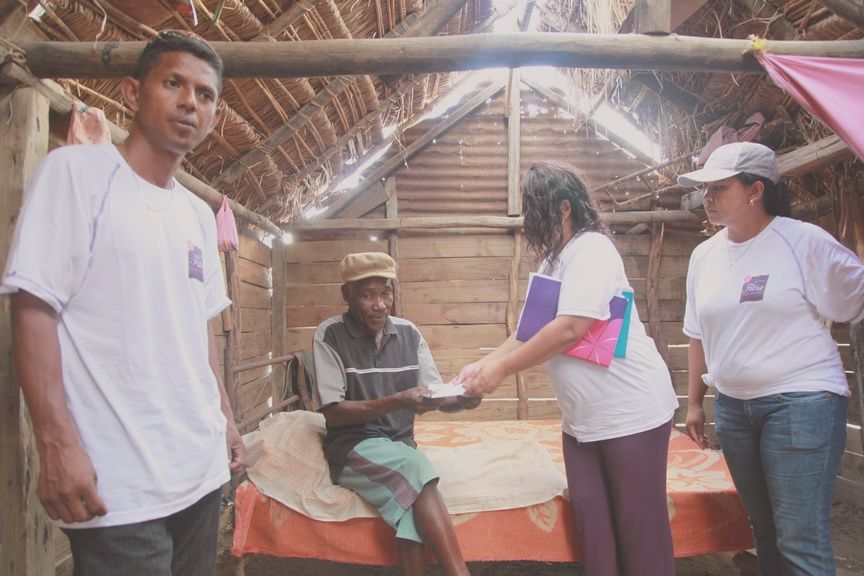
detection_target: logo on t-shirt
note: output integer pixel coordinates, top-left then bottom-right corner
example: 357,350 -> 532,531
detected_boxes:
740,275 -> 769,303
188,242 -> 204,282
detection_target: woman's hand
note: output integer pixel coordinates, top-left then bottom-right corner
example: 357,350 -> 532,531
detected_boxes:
685,404 -> 709,449
460,361 -> 507,396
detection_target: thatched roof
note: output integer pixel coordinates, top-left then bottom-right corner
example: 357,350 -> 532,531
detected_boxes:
7,0 -> 863,230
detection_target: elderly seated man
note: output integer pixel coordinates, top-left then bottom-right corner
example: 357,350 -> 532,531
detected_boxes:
313,252 -> 480,576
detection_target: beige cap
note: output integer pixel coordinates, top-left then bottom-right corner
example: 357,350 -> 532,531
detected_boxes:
340,252 -> 397,283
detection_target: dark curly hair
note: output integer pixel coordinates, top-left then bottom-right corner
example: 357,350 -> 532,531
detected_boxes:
522,162 -> 606,261
134,30 -> 223,94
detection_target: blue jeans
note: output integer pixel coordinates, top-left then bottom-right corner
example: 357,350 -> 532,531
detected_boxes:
714,390 -> 847,576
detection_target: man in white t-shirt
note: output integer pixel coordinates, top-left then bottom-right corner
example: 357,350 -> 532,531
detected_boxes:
2,30 -> 242,575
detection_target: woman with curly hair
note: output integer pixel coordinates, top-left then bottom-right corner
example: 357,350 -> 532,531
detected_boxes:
457,162 -> 678,576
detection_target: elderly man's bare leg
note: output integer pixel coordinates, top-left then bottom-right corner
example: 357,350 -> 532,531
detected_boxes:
413,481 -> 470,576
397,539 -> 427,576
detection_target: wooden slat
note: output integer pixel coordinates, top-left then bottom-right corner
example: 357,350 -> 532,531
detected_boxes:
421,324 -> 508,350
399,257 -> 512,281
286,305 -> 345,328
401,279 -> 510,304
238,257 -> 271,289
285,327 -> 317,353
285,284 -> 342,307
240,330 -> 271,360
404,302 -> 508,325
241,308 -> 270,333
239,282 -> 271,309
239,232 -> 272,267
612,233 -> 702,256
399,234 -> 514,259
285,239 -> 389,263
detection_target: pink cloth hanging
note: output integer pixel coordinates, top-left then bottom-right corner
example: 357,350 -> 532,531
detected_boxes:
756,52 -> 864,161
216,195 -> 240,252
67,100 -> 111,145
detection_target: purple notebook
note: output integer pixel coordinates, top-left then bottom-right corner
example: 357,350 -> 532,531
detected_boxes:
516,273 -> 562,342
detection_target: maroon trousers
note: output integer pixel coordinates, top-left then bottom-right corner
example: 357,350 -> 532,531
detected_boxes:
562,419 -> 675,576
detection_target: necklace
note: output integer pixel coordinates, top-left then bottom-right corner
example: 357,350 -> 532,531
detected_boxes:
117,143 -> 177,213
726,217 -> 773,269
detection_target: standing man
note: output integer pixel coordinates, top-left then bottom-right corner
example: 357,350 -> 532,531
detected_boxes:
314,252 -> 479,576
2,30 -> 242,575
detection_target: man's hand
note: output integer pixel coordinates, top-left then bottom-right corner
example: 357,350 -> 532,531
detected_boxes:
226,420 -> 245,472
37,439 -> 107,523
685,404 -> 709,450
399,386 -> 444,414
438,394 -> 483,413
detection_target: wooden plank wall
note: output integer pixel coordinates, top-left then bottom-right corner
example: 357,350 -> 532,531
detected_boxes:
213,229 -> 274,425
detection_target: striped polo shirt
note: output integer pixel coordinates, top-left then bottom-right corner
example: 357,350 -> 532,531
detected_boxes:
313,313 -> 443,482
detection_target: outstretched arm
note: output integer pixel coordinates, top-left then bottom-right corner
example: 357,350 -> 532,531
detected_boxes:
12,291 -> 107,523
461,314 -> 595,396
322,387 -> 441,427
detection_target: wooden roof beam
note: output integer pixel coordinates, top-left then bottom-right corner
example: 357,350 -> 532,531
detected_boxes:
680,134 -> 854,209
13,35 -> 864,79
814,0 -> 864,31
319,81 -> 505,218
211,0 -> 472,189
289,211 -> 702,232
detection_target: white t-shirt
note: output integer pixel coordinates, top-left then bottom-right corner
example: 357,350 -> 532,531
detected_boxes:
683,216 -> 864,400
541,232 -> 678,442
2,144 -> 232,528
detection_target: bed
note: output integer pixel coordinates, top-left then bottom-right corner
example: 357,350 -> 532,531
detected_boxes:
231,417 -> 753,565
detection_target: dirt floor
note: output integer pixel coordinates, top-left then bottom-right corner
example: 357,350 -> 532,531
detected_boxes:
218,498 -> 864,576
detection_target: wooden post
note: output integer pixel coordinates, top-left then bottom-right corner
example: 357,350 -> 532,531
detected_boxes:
508,232 -> 527,419
386,178 -> 401,317
841,182 -> 864,456
506,69 -> 522,217
270,240 -> 288,405
646,222 -> 672,368
222,252 -> 242,419
0,87 -> 54,576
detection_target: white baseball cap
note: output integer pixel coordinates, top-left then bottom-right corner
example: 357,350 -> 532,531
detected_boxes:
677,142 -> 779,187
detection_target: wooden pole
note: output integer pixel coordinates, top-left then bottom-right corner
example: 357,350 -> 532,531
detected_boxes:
386,179 -> 401,317
506,69 -> 522,216
646,222 -> 672,368
814,1 -> 864,31
0,87 -> 54,576
222,252 -> 242,419
509,232 -> 527,419
13,35 -> 864,79
292,211 -> 701,232
0,63 -> 284,237
634,0 -> 672,35
270,240 -> 288,407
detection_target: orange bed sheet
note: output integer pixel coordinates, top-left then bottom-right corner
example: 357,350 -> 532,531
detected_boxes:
232,419 -> 753,564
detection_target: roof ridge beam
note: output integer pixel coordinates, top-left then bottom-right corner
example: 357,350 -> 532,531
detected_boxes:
15,35 -> 864,79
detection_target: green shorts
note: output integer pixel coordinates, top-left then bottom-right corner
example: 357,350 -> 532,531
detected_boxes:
337,437 -> 438,543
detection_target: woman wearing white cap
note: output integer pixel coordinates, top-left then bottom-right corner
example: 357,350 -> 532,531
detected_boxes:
678,142 -> 864,575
